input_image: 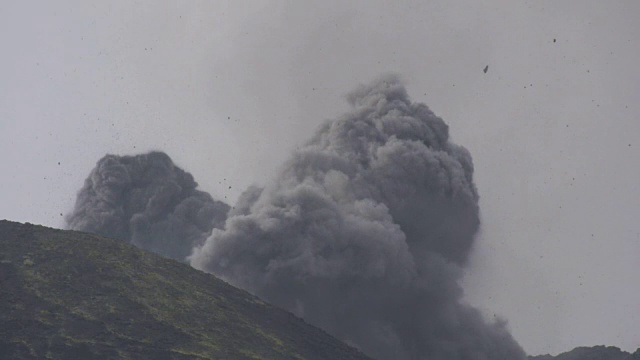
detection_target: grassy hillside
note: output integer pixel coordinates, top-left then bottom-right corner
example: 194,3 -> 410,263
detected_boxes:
0,220 -> 371,360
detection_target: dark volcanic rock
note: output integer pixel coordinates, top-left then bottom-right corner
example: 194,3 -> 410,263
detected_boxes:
530,346 -> 640,360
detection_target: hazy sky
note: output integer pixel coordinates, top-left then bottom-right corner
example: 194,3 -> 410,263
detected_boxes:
1,1 -> 638,356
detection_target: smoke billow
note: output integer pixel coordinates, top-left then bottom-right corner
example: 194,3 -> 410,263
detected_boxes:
66,151 -> 229,262
190,75 -> 526,360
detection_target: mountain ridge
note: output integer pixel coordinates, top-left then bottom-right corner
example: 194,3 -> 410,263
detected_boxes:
529,345 -> 640,360
0,220 -> 371,359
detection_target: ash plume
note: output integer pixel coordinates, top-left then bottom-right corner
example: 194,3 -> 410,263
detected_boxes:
66,151 -> 229,262
191,75 -> 526,360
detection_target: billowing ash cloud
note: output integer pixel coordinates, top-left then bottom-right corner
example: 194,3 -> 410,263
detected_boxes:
191,75 -> 526,360
66,151 -> 229,262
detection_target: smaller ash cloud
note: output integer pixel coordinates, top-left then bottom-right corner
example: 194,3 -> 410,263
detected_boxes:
66,151 -> 229,262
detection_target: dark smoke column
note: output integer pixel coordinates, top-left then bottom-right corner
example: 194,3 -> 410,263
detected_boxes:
191,76 -> 526,360
66,151 -> 229,262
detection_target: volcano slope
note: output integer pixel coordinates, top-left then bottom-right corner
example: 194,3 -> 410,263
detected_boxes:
0,220 -> 371,360
530,346 -> 640,360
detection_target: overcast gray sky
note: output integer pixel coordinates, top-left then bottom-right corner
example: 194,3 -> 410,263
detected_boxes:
1,1 -> 638,356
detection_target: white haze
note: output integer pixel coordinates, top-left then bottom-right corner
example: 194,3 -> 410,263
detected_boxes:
1,1 -> 639,356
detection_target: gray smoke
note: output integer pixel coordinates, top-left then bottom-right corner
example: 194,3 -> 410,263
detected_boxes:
190,75 -> 526,360
66,151 -> 229,262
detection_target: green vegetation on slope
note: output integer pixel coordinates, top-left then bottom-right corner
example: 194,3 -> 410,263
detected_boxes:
0,220 -> 371,360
